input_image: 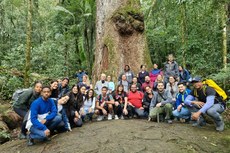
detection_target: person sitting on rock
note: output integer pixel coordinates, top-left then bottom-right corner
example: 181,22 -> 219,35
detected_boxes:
149,82 -> 174,124
172,82 -> 191,122
185,76 -> 225,132
112,84 -> 129,120
26,86 -> 64,146
127,84 -> 146,118
95,86 -> 114,121
13,81 -> 42,139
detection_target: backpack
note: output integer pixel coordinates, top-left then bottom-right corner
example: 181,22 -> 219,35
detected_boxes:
194,79 -> 227,101
12,88 -> 30,103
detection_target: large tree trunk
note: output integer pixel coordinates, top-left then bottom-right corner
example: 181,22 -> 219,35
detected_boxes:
24,0 -> 33,87
93,0 -> 152,82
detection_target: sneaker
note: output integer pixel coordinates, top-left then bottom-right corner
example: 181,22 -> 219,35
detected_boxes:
27,137 -> 35,146
114,115 -> 119,120
120,115 -> 124,120
216,117 -> 225,132
148,117 -> 151,122
19,133 -> 27,139
167,120 -> 173,124
108,114 -> 112,120
97,115 -> 104,121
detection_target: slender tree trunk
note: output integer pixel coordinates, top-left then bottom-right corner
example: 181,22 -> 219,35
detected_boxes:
181,2 -> 187,68
24,0 -> 33,87
222,3 -> 228,89
93,0 -> 152,81
222,4 -> 228,70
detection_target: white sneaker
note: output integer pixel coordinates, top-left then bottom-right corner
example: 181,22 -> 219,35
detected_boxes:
97,115 -> 104,121
120,115 -> 124,120
108,114 -> 112,120
114,115 -> 119,120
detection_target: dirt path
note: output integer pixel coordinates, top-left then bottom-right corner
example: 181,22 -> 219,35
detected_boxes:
1,119 -> 230,153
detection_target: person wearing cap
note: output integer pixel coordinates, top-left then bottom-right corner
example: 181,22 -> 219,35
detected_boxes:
172,82 -> 191,122
184,76 -> 225,131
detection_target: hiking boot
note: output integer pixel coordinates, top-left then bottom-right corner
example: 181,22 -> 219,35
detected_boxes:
192,117 -> 206,127
114,115 -> 119,120
97,115 -> 104,121
27,137 -> 34,146
108,114 -> 112,120
216,117 -> 225,132
19,133 -> 27,140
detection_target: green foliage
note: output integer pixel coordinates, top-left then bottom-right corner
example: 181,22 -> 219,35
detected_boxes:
0,130 -> 10,139
142,0 -> 228,76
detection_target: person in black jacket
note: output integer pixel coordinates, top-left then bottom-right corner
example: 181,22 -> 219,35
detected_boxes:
64,85 -> 84,127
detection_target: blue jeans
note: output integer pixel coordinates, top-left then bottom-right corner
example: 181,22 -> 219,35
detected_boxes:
29,115 -> 62,140
173,107 -> 191,119
188,103 -> 224,124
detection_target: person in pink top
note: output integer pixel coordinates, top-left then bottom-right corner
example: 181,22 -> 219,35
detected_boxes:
127,84 -> 147,118
149,64 -> 163,83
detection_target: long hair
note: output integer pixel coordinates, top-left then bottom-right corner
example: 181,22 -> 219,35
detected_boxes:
85,89 -> 94,102
115,84 -> 125,97
66,85 -> 83,113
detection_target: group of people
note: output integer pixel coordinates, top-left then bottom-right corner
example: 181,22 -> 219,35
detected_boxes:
12,54 -> 226,146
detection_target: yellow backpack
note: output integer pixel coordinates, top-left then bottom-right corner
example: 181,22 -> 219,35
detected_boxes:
202,79 -> 228,101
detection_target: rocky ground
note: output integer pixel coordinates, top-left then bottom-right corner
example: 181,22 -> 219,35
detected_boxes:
0,119 -> 230,153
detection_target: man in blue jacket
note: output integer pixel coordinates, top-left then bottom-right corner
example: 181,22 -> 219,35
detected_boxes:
185,76 -> 225,132
172,82 -> 191,122
26,86 -> 63,146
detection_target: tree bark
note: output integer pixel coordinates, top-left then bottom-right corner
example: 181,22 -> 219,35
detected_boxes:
24,0 -> 33,87
93,0 -> 152,82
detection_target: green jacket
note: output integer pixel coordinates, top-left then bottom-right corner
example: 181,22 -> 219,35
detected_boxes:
13,88 -> 40,110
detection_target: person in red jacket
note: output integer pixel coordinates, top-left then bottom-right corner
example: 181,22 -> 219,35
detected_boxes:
127,84 -> 147,118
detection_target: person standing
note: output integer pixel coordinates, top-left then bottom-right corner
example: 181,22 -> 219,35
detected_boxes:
164,54 -> 179,83
138,65 -> 149,85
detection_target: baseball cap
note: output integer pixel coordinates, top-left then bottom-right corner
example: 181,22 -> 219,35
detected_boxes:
191,76 -> 202,83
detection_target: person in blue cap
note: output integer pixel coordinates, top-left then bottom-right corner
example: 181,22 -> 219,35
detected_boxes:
184,76 -> 225,131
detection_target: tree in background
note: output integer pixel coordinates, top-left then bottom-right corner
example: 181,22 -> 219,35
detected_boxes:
93,0 -> 152,81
